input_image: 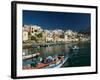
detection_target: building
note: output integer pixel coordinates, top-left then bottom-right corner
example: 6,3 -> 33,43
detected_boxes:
64,34 -> 68,41
64,30 -> 79,41
23,30 -> 28,42
30,25 -> 43,36
23,25 -> 31,32
46,37 -> 54,42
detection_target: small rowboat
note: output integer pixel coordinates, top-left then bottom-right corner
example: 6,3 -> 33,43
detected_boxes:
23,53 -> 40,60
23,56 -> 68,69
72,46 -> 79,50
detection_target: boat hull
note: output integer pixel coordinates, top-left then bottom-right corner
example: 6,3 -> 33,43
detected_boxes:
44,56 -> 68,68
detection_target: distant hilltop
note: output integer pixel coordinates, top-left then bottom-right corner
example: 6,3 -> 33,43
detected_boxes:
78,27 -> 90,35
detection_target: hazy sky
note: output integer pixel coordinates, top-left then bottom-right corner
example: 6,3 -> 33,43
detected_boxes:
23,10 -> 90,31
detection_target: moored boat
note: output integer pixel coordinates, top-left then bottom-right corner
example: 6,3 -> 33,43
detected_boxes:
23,55 -> 68,69
23,53 -> 41,60
72,45 -> 79,50
44,56 -> 68,68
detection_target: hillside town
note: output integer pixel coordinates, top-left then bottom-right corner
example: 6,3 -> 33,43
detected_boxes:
23,25 -> 90,44
22,24 -> 91,69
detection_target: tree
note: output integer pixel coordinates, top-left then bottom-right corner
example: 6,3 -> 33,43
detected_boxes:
31,36 -> 37,42
36,32 -> 43,38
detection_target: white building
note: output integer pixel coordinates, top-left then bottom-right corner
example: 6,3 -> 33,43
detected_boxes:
44,30 -> 53,42
64,30 -> 79,41
30,25 -> 43,36
23,25 -> 31,32
64,34 -> 68,41
65,30 -> 73,36
46,37 -> 53,42
23,31 -> 28,42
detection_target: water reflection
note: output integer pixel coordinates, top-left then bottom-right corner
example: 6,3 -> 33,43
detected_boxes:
23,42 -> 90,67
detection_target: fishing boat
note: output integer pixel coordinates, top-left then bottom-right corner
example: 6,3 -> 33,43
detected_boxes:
23,55 -> 68,69
44,56 -> 68,68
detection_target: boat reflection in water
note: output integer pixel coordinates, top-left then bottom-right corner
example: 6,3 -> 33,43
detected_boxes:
23,42 -> 90,69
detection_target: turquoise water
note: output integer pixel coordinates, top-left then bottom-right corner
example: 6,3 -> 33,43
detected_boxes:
23,41 -> 91,67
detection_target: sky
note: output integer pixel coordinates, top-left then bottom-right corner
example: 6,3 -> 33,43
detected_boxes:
23,10 -> 90,31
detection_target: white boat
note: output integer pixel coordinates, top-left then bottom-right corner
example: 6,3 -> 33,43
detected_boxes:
44,56 -> 68,68
23,53 -> 39,60
72,46 -> 79,50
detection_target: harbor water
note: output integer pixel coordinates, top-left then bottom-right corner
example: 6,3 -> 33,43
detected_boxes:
23,41 -> 91,68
